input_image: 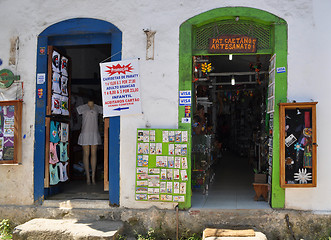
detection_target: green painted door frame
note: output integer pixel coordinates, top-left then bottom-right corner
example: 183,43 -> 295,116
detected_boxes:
179,7 -> 287,208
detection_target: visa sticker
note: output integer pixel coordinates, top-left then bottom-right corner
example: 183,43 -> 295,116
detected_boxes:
276,67 -> 286,73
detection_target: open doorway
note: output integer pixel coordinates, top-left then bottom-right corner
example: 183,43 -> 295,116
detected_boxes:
191,54 -> 271,209
46,44 -> 110,200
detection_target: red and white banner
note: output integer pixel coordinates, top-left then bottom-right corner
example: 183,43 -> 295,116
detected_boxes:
100,59 -> 142,117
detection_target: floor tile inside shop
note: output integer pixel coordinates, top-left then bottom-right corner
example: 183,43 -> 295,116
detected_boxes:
191,152 -> 270,209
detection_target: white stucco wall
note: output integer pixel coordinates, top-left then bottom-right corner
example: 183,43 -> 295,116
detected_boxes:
0,0 -> 330,210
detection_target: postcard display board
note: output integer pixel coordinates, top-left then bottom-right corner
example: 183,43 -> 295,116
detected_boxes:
0,101 -> 22,164
279,102 -> 317,187
45,47 -> 71,187
135,129 -> 190,203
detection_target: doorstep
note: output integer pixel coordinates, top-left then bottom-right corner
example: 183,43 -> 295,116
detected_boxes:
43,199 -> 111,209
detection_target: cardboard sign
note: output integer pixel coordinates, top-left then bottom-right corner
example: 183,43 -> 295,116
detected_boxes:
100,59 -> 142,117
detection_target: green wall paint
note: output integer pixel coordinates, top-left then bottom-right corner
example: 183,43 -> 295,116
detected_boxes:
179,7 -> 287,208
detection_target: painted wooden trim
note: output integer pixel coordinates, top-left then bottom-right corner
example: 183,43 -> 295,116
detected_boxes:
104,118 -> 109,191
34,35 -> 48,204
179,7 -> 288,209
279,102 -> 318,188
34,18 -> 122,205
0,100 -> 23,164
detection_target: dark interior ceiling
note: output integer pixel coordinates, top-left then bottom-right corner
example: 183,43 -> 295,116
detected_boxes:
207,54 -> 271,88
209,54 -> 270,73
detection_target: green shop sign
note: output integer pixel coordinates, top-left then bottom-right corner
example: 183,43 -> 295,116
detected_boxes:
0,69 -> 20,88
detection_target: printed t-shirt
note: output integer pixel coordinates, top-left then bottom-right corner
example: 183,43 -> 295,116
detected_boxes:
59,162 -> 68,182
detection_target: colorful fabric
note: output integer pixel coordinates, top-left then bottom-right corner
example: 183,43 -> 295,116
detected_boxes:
59,162 -> 69,182
61,56 -> 69,77
52,50 -> 60,73
61,75 -> 68,96
49,163 -> 60,185
59,142 -> 69,162
61,95 -> 69,116
60,122 -> 69,142
51,93 -> 62,115
49,142 -> 59,164
52,72 -> 61,94
50,121 -> 60,143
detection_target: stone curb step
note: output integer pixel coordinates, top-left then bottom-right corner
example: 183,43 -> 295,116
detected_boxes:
203,228 -> 267,240
13,218 -> 124,240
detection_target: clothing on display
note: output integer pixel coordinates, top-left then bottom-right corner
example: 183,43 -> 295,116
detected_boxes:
77,103 -> 103,146
60,122 -> 69,142
47,48 -> 71,187
52,50 -> 60,73
61,56 -> 69,77
61,96 -> 69,116
59,142 -> 69,162
51,94 -> 62,115
59,162 -> 69,182
50,121 -> 60,143
49,163 -> 60,185
49,142 -> 59,164
61,76 -> 68,96
52,72 -> 61,94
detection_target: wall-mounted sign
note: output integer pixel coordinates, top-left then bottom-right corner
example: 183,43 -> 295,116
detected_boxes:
100,59 -> 142,117
0,69 -> 20,89
179,90 -> 191,106
209,35 -> 257,53
276,67 -> 286,73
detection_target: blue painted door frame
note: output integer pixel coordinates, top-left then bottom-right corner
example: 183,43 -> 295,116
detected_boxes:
34,18 -> 122,205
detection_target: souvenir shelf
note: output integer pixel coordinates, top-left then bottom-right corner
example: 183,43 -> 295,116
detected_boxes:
0,100 -> 22,164
279,102 -> 317,188
191,134 -> 213,193
135,129 -> 190,203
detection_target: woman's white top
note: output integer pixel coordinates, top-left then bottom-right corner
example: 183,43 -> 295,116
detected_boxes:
77,104 -> 103,146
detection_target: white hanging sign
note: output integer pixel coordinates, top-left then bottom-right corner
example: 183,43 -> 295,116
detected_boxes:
100,59 -> 142,117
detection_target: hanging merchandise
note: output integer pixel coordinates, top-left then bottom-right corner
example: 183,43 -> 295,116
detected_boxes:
52,50 -> 60,73
49,163 -> 60,185
201,62 -> 212,73
49,142 -> 59,164
192,56 -> 211,82
61,56 -> 69,77
52,72 -> 61,94
60,122 -> 69,142
50,121 -> 60,143
249,55 -> 262,84
59,162 -> 69,182
61,96 -> 69,116
59,142 -> 69,162
45,46 -> 71,188
51,94 -> 62,115
61,76 -> 68,96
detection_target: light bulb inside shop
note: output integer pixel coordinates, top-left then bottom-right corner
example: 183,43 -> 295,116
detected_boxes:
231,76 -> 235,85
229,54 -> 233,60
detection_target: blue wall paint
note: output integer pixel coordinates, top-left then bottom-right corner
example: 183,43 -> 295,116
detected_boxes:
34,18 -> 122,205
